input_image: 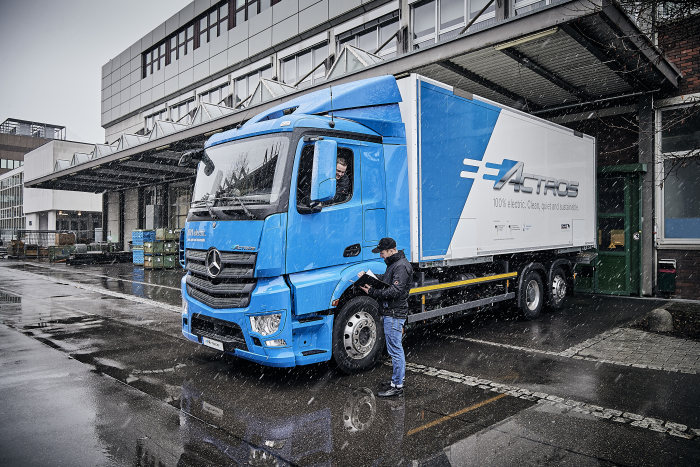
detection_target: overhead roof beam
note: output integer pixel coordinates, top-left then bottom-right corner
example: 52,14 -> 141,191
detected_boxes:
560,23 -> 650,91
67,175 -> 141,186
122,160 -> 195,174
437,60 -> 541,111
51,181 -> 125,192
598,2 -> 681,88
91,168 -> 170,180
498,48 -> 593,101
145,150 -> 184,162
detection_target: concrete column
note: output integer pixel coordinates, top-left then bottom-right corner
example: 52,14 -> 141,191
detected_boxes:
638,95 -> 654,296
47,210 -> 57,230
399,0 -> 410,56
119,191 -> 125,250
496,0 -> 509,21
327,30 -> 336,66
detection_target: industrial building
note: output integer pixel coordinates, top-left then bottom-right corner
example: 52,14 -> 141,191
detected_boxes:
0,138 -> 103,244
0,118 -> 68,239
24,0 -> 700,298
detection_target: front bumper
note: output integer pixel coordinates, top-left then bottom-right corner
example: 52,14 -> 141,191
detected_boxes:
181,275 -> 297,367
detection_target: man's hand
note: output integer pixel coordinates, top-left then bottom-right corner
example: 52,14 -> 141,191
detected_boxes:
357,271 -> 365,278
360,284 -> 371,294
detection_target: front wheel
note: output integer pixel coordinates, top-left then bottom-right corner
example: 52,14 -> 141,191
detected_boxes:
332,296 -> 385,374
519,270 -> 544,320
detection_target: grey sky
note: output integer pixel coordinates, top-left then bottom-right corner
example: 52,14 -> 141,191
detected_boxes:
0,0 -> 191,143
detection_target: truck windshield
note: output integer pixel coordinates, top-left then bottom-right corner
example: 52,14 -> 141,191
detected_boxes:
191,135 -> 290,215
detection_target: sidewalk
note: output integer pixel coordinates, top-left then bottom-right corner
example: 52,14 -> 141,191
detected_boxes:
574,327 -> 700,374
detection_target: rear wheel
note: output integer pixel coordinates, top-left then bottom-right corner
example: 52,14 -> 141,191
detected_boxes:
332,296 -> 385,374
547,266 -> 568,310
519,270 -> 544,320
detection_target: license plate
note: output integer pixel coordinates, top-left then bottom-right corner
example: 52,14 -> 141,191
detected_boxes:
202,336 -> 224,351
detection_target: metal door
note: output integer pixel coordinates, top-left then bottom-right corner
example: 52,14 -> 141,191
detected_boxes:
594,165 -> 644,295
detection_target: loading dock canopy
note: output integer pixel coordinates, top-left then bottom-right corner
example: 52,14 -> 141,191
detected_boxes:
26,0 -> 680,193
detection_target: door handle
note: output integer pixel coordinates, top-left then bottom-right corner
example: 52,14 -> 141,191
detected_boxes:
343,244 -> 361,257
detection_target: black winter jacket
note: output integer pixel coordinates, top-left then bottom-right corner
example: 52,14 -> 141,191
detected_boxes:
369,250 -> 413,319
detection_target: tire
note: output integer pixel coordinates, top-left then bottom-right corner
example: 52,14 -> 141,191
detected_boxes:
547,266 -> 568,310
519,270 -> 544,320
332,296 -> 385,374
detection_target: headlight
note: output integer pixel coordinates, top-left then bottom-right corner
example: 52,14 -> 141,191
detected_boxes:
249,313 -> 282,336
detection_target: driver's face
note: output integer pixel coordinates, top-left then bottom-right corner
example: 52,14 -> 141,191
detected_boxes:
336,163 -> 347,180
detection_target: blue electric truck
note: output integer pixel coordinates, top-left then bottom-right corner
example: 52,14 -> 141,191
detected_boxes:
179,74 -> 596,372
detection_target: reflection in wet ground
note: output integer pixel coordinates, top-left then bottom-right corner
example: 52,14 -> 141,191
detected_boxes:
4,262 -> 184,306
1,261 -> 699,465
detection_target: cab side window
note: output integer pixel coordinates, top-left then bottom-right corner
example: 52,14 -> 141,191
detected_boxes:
296,145 -> 354,211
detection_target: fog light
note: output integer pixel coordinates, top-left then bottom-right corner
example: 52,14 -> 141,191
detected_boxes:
249,313 -> 282,336
266,339 -> 287,347
182,298 -> 188,315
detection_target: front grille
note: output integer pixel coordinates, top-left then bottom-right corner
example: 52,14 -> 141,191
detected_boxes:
191,313 -> 247,352
185,248 -> 257,309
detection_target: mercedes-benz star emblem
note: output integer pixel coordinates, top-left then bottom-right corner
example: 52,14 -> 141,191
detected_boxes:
206,249 -> 222,278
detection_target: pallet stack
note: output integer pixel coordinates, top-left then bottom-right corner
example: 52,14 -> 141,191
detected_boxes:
132,229 -> 155,265
142,228 -> 181,269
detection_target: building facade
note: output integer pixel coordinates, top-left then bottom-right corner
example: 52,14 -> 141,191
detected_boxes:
0,118 -> 65,176
0,168 -> 24,239
1,140 -> 104,244
27,0 -> 700,298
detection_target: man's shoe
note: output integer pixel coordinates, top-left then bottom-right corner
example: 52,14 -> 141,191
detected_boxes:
377,386 -> 403,397
378,381 -> 393,391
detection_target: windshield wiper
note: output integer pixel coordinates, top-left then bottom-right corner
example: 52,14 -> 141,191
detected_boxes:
191,194 -> 219,219
216,196 -> 255,219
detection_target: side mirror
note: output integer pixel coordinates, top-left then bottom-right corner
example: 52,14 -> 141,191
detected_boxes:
178,149 -> 201,167
179,149 -> 214,176
310,140 -> 337,202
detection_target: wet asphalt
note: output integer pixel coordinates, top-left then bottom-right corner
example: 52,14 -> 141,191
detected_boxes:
0,260 -> 698,466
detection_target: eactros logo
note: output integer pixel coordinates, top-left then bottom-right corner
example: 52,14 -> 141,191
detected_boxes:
460,158 -> 579,197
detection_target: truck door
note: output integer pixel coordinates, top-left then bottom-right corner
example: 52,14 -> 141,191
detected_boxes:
286,138 -> 366,273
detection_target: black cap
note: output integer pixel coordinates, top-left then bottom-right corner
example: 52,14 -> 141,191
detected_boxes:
372,237 -> 396,253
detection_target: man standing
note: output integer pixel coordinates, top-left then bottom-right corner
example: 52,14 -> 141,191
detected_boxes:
359,237 -> 413,397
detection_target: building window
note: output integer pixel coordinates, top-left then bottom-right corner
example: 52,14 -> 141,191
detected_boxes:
197,5 -> 228,46
171,99 -> 196,123
168,25 -> 195,65
0,160 -> 21,170
512,0 -> 552,17
231,0 -> 281,28
412,0 -> 495,49
142,42 -> 167,77
281,43 -> 328,87
145,109 -> 168,131
142,0 -> 283,79
337,16 -> 400,58
201,83 -> 231,106
0,172 -> 24,235
233,66 -> 273,107
659,105 -> 700,241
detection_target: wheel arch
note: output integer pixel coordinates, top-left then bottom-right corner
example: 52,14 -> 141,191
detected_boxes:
330,260 -> 386,313
516,262 -> 546,310
548,258 -> 573,289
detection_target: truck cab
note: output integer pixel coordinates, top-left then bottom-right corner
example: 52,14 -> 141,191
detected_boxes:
181,76 -> 407,371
